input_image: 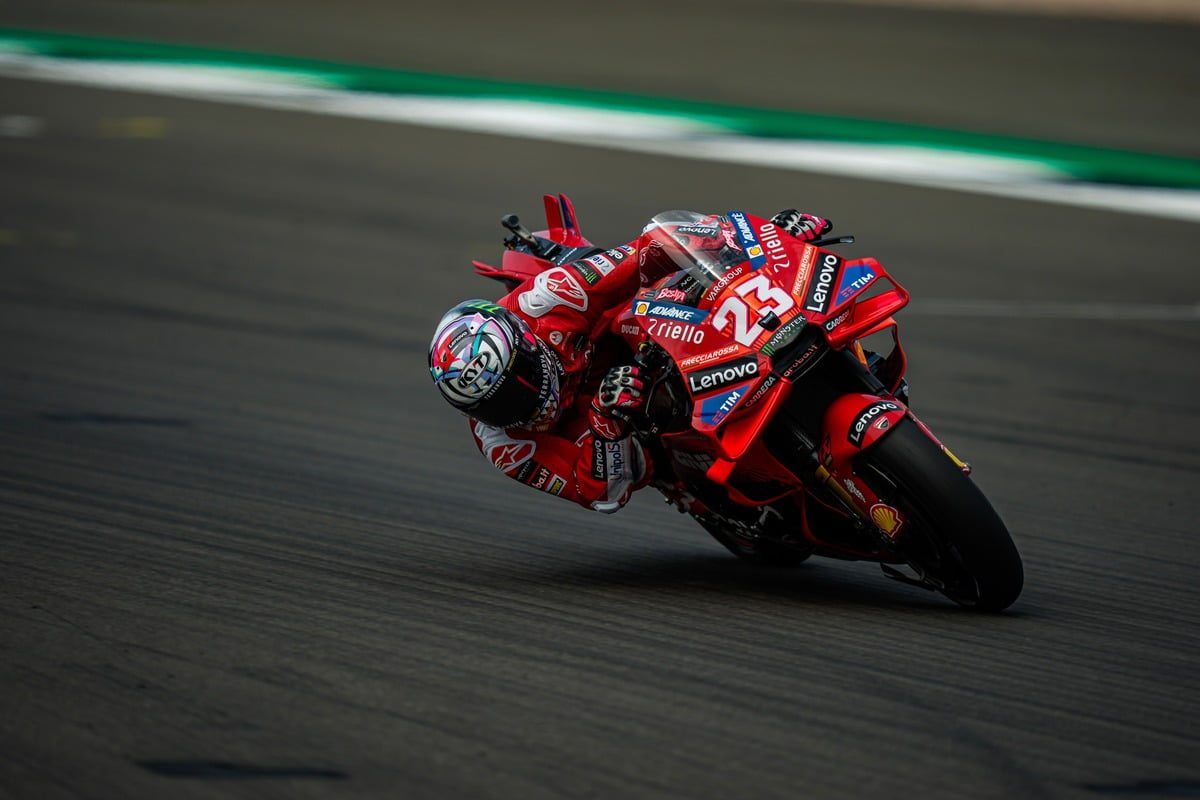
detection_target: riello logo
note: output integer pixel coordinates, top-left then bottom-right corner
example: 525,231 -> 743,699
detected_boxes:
687,356 -> 759,394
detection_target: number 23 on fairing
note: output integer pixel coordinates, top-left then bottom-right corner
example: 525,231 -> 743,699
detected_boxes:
711,274 -> 795,347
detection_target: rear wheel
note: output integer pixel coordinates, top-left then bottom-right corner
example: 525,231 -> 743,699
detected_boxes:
858,419 -> 1023,611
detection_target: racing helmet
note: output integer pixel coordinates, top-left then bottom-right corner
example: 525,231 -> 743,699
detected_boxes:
428,300 -> 560,429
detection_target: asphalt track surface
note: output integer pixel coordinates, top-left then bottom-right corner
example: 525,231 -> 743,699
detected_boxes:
3,5 -> 1200,800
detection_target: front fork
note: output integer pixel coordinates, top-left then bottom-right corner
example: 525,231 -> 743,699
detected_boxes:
818,393 -> 914,540
818,395 -> 974,549
772,347 -> 953,543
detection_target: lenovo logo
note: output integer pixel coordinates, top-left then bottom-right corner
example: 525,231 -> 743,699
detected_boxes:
687,357 -> 760,394
804,254 -> 839,314
848,401 -> 900,446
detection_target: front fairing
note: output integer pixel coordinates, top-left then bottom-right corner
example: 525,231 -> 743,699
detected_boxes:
627,210 -> 809,434
618,209 -> 908,440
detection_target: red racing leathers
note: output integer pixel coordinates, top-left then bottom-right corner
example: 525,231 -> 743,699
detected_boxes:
468,243 -> 652,513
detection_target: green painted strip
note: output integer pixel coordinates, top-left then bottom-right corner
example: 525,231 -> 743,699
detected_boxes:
4,26 -> 1200,189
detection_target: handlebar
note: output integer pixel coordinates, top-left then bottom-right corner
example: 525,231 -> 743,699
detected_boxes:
501,213 -> 560,259
811,234 -> 855,248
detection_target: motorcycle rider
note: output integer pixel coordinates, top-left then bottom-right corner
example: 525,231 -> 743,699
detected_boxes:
427,209 -> 832,513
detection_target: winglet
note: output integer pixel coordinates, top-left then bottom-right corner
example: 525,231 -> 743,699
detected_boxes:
543,194 -> 565,243
541,193 -> 589,247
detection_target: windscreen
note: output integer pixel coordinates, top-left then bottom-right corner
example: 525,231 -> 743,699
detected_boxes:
638,210 -> 752,289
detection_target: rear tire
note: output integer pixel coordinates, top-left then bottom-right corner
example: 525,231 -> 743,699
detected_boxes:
859,419 -> 1023,611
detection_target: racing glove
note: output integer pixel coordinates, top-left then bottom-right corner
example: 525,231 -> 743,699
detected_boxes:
588,365 -> 646,441
771,209 -> 832,242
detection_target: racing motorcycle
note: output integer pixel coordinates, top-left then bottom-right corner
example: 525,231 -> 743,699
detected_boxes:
472,194 -> 1023,611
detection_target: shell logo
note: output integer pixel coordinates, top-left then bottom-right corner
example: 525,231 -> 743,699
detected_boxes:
870,503 -> 904,537
634,301 -> 650,315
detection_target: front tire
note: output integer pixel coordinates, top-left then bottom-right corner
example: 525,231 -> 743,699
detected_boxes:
858,419 -> 1023,611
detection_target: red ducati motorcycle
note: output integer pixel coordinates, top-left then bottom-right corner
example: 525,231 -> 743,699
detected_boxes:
474,194 -> 1023,611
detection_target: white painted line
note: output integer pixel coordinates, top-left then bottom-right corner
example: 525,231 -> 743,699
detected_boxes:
271,92 -> 723,140
3,51 -> 1200,223
0,51 -> 332,96
907,299 -> 1200,320
572,136 -> 1200,225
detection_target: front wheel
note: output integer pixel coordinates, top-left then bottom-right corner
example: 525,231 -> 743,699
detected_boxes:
858,419 -> 1024,611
